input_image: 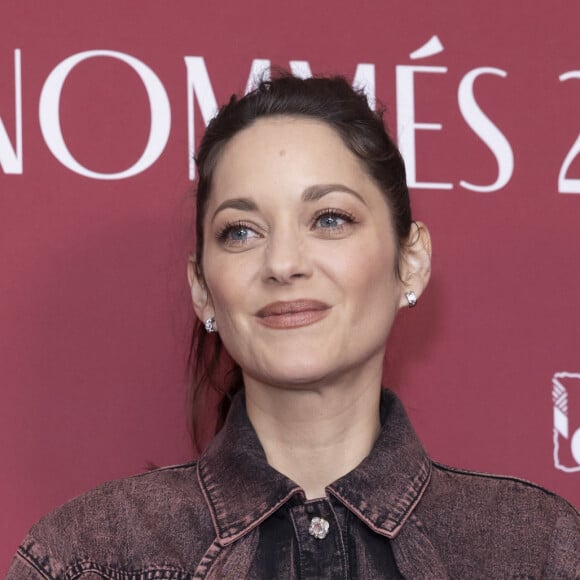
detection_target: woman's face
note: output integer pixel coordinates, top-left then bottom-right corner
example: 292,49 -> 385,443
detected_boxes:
193,116 -> 416,389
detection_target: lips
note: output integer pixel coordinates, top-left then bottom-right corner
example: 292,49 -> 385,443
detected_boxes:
256,300 -> 331,329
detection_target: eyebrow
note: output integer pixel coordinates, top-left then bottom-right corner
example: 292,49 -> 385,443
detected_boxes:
302,183 -> 367,205
211,183 -> 366,222
211,198 -> 258,222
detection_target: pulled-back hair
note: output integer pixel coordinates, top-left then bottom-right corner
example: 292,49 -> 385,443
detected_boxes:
189,73 -> 412,451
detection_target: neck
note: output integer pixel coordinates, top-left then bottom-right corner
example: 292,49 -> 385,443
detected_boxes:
244,369 -> 383,499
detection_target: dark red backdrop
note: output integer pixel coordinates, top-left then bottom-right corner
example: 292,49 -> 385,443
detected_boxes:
2,1 -> 580,572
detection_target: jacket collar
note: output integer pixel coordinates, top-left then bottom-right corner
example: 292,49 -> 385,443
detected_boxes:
197,389 -> 431,545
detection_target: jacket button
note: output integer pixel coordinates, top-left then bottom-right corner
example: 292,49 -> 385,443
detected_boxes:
308,516 -> 330,539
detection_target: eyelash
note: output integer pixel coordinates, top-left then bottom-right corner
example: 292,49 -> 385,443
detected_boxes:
311,208 -> 357,230
215,209 -> 357,246
215,220 -> 257,244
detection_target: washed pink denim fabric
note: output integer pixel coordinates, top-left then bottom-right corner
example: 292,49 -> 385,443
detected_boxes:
8,390 -> 580,579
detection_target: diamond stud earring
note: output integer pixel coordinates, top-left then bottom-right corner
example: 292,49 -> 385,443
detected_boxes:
405,291 -> 417,308
204,317 -> 217,333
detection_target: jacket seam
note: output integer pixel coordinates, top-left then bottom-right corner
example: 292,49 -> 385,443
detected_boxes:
65,561 -> 191,579
327,458 -> 432,538
198,452 -> 304,544
124,460 -> 198,481
432,461 -> 580,516
15,547 -> 56,580
197,460 -> 223,543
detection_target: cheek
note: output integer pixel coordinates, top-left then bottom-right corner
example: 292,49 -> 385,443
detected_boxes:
329,238 -> 400,305
202,264 -> 249,362
357,267 -> 399,316
205,277 -> 239,317
203,254 -> 255,321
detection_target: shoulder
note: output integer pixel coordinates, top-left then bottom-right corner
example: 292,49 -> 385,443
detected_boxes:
32,460 -> 206,534
429,461 -> 579,520
10,461 -> 215,579
414,461 -> 579,574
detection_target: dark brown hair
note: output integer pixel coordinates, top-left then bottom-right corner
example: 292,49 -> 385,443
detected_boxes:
189,73 -> 412,451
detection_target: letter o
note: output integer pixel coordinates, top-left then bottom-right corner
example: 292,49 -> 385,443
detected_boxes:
39,50 -> 171,180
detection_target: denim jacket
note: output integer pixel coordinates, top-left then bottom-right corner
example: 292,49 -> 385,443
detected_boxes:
8,390 -> 580,579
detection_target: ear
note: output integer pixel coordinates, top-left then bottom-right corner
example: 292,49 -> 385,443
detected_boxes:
187,257 -> 215,323
397,221 -> 432,309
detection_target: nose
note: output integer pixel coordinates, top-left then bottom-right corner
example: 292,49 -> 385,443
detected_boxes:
261,224 -> 313,284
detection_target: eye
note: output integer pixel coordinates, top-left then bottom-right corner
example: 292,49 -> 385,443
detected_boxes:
313,209 -> 356,230
216,221 -> 261,247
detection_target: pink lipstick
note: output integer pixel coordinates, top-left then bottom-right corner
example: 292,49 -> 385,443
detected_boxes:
256,300 -> 330,329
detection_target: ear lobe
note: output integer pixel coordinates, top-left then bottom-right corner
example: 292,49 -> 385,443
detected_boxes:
398,221 -> 432,309
187,257 -> 214,322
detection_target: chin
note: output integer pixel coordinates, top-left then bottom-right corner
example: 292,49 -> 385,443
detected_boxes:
254,359 -> 332,388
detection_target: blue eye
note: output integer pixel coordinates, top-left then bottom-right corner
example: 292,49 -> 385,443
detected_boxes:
217,221 -> 260,247
318,214 -> 345,228
229,226 -> 250,240
314,210 -> 354,230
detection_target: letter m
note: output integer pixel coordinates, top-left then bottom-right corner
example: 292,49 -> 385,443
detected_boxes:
184,57 -> 375,180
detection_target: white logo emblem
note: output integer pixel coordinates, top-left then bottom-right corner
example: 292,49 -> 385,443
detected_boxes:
552,372 -> 580,473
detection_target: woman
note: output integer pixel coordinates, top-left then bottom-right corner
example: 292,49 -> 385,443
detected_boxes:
9,74 -> 579,578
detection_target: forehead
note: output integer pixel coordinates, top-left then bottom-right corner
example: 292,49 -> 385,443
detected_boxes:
220,115 -> 346,157
210,116 -> 375,198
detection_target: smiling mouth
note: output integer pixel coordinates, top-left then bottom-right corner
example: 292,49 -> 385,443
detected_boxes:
256,300 -> 331,329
